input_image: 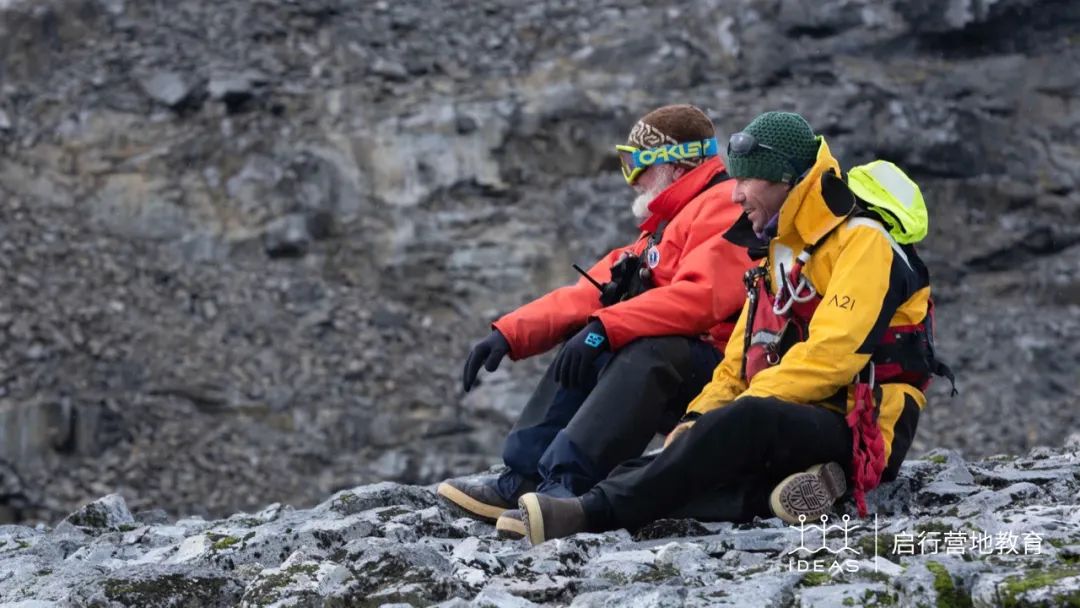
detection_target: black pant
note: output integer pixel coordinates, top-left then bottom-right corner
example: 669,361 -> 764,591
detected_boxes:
498,336 -> 721,499
583,396 -> 854,531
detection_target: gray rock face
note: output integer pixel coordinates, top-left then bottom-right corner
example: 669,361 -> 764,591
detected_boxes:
62,494 -> 133,531
0,0 -> 1078,535
208,70 -> 267,112
139,72 -> 196,108
2,448 -> 1079,606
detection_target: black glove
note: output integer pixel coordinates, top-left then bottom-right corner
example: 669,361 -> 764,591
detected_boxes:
462,330 -> 511,392
553,320 -> 609,389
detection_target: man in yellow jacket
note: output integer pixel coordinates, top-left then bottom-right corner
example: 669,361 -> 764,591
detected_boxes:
514,111 -> 951,544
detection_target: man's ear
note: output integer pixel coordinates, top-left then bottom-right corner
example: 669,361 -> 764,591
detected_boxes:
673,165 -> 689,180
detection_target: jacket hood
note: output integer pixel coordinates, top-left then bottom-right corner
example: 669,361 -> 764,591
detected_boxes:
776,137 -> 858,246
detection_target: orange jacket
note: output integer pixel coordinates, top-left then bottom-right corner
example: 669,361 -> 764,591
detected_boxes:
493,157 -> 753,360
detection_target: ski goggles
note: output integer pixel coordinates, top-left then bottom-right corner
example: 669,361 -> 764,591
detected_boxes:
727,131 -> 804,185
615,137 -> 719,185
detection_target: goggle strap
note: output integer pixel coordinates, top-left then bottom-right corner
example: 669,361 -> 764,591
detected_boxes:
629,137 -> 718,169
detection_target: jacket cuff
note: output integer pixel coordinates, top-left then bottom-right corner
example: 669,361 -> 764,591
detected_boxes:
490,320 -> 520,361
590,311 -> 628,350
687,398 -> 728,417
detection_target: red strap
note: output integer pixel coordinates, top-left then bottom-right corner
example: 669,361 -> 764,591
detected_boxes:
846,382 -> 886,517
787,260 -> 804,285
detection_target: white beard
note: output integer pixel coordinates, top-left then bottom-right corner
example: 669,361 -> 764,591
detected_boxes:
630,165 -> 677,222
631,192 -> 653,222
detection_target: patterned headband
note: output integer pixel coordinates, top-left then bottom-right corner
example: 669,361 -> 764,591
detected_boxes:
627,121 -> 678,149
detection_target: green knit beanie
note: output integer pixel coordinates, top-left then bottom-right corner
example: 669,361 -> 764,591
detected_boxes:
727,112 -> 820,184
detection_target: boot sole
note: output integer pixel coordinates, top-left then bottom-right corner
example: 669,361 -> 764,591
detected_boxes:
436,482 -> 508,523
769,462 -> 847,525
495,513 -> 526,540
519,493 -> 545,545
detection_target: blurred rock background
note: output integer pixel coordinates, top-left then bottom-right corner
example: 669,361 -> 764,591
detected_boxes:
0,0 -> 1077,524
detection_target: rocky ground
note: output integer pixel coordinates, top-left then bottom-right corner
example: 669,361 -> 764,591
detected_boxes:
1,0 -> 1079,526
2,441 -> 1080,607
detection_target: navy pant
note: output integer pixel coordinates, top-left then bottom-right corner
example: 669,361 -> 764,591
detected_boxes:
496,336 -> 721,501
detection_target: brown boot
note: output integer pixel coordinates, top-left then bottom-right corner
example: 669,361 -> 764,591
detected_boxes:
437,476 -> 533,523
495,509 -> 527,540
769,462 -> 847,524
518,492 -> 588,545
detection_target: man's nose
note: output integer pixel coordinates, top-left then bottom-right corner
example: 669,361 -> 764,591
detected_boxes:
732,188 -> 746,204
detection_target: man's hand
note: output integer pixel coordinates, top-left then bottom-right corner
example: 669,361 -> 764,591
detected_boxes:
663,412 -> 702,449
553,320 -> 609,389
663,421 -> 694,449
462,330 -> 511,392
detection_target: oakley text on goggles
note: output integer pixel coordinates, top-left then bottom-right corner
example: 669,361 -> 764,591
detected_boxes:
615,137 -> 719,185
727,131 -> 805,185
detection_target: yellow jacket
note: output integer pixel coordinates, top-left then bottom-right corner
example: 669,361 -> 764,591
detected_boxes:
687,139 -> 930,467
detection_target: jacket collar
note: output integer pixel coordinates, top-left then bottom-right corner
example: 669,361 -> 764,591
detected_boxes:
638,156 -> 728,234
776,137 -> 857,246
722,213 -> 770,260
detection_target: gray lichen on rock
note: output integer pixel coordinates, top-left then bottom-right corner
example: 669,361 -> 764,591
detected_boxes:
2,446 -> 1078,606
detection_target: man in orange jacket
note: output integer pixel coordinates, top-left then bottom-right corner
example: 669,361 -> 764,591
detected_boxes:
438,105 -> 753,537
